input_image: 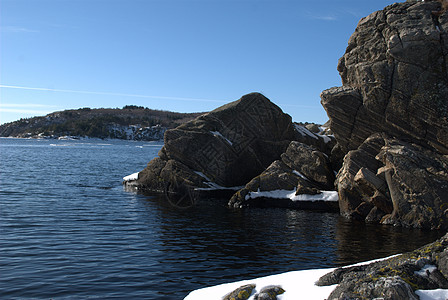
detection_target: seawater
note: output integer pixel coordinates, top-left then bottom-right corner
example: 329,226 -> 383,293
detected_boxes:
0,138 -> 444,299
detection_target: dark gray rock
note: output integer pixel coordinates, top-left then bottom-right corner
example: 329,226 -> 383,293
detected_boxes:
377,138 -> 448,230
160,92 -> 296,187
318,233 -> 448,299
228,142 -> 338,212
318,1 -> 448,231
254,285 -> 285,300
337,133 -> 448,230
336,134 -> 390,222
321,0 -> 448,155
136,157 -> 209,194
127,93 -> 298,198
281,141 -> 335,190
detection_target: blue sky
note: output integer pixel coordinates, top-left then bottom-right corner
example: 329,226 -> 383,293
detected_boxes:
0,0 -> 397,125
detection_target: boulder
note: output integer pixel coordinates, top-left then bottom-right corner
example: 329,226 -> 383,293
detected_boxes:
254,285 -> 285,300
130,93 -> 298,196
229,141 -> 339,212
223,284 -> 256,300
317,232 -> 448,299
281,141 -> 335,190
336,134 -> 448,230
321,0 -> 448,155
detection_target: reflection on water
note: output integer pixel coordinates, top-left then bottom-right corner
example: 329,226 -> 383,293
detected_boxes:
334,218 -> 444,265
138,193 -> 445,297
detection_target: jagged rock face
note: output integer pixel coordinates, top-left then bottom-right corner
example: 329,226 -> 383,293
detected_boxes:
158,93 -> 296,187
378,138 -> 448,229
321,1 -> 448,154
336,134 -> 390,222
337,134 -> 448,230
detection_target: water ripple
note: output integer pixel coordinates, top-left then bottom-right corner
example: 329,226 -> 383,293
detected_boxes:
0,138 -> 444,299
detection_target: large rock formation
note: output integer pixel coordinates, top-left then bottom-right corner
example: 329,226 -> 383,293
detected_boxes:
127,93 -> 338,209
130,93 -> 299,197
158,93 -> 296,187
321,0 -> 448,155
321,0 -> 448,229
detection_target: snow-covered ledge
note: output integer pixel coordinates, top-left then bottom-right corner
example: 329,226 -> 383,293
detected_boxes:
184,255 -> 448,300
184,268 -> 336,300
123,172 -> 139,183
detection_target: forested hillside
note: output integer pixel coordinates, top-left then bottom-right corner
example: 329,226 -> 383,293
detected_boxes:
0,106 -> 204,140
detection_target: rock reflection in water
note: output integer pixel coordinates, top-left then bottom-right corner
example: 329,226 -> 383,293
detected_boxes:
333,218 -> 445,266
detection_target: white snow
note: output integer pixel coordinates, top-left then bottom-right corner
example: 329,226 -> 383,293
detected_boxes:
185,255 -> 447,300
416,289 -> 448,300
294,124 -> 333,143
317,133 -> 333,144
123,172 -> 139,182
194,171 -> 243,191
184,268 -> 337,300
292,170 -> 308,180
245,189 -> 338,202
210,131 -> 233,145
294,124 -> 318,140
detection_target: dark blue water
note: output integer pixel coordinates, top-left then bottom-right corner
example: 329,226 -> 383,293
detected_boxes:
0,138 -> 444,299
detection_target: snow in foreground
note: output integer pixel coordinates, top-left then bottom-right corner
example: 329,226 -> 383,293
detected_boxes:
184,268 -> 336,300
184,256 -> 448,300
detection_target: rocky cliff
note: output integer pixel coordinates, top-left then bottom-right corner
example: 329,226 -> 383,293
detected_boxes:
321,0 -> 448,230
321,0 -> 447,154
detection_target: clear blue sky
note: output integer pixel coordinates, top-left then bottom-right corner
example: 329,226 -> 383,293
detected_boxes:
0,0 -> 397,125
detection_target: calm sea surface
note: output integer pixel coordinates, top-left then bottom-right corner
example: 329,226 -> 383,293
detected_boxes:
0,138 -> 444,299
